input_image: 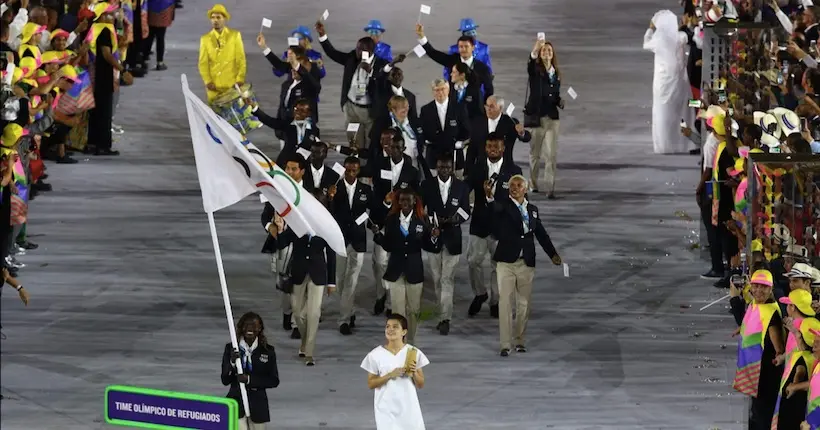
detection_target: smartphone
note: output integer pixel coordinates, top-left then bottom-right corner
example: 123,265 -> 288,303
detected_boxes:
730,274 -> 745,287
771,146 -> 781,153
688,99 -> 702,108
718,90 -> 727,103
803,118 -> 810,131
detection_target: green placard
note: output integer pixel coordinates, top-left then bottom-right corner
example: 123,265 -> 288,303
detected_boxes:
105,385 -> 238,430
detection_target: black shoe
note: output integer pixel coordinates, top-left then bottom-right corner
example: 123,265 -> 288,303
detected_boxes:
515,345 -> 527,353
339,323 -> 352,335
385,308 -> 392,318
7,267 -> 18,277
156,63 -> 168,71
298,349 -> 306,358
305,357 -> 315,366
490,304 -> 499,319
17,241 -> 37,250
33,181 -> 52,192
129,67 -> 146,78
700,270 -> 724,280
713,277 -> 730,289
547,193 -> 556,200
689,148 -> 702,155
468,293 -> 488,317
438,320 -> 450,336
56,155 -> 78,164
500,349 -> 510,357
374,295 -> 386,315
95,149 -> 120,156
40,173 -> 49,179
349,315 -> 356,329
282,313 -> 292,331
290,327 -> 301,339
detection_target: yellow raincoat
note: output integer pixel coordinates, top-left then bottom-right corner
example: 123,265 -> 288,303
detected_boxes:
198,27 -> 246,103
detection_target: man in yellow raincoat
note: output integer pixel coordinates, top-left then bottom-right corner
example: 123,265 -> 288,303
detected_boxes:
198,4 -> 246,103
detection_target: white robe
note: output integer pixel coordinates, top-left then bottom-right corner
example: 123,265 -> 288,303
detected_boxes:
361,345 -> 430,430
643,10 -> 695,154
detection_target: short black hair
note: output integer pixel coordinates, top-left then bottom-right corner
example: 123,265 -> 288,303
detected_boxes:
310,139 -> 328,149
743,123 -> 763,141
389,127 -> 404,145
387,313 -> 409,330
436,153 -> 454,164
294,98 -> 311,109
357,37 -> 375,52
457,35 -> 475,46
289,45 -> 306,56
486,131 -> 504,144
284,154 -> 307,170
343,156 -> 360,165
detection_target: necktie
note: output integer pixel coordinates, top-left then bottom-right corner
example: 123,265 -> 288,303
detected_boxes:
295,122 -> 306,143
400,222 -> 409,237
518,204 -> 529,232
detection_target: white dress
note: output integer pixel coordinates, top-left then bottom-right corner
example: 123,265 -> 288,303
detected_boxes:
360,345 -> 430,430
643,10 -> 696,154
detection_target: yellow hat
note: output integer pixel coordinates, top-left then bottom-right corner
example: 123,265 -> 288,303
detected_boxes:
58,65 -> 79,82
780,289 -> 817,316
207,4 -> 230,21
11,67 -> 22,84
18,57 -> 39,78
92,2 -> 117,21
710,114 -> 726,136
41,51 -> 69,65
751,239 -> 763,252
751,269 -> 774,287
19,22 -> 45,44
1,124 -> 26,148
801,317 -> 820,346
0,148 -> 17,159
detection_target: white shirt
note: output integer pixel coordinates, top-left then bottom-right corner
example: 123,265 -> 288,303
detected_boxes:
461,56 -> 474,68
487,115 -> 501,133
391,85 -> 404,97
702,132 -> 718,173
7,9 -> 28,50
293,120 -> 309,143
487,158 -> 503,179
438,177 -> 451,205
399,210 -> 413,232
284,78 -> 300,107
344,179 -> 357,208
436,99 -> 448,129
310,165 -> 325,189
347,66 -> 373,106
361,345 -> 429,430
390,158 -> 404,187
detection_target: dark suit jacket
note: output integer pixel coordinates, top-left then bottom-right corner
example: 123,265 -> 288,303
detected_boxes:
419,99 -> 470,170
370,155 -> 420,225
373,69 -> 419,123
468,158 -> 522,238
451,84 -> 483,121
367,114 -> 427,179
421,40 -> 494,101
465,114 -> 531,176
279,229 -> 336,286
303,163 -> 341,195
252,106 -> 320,166
375,212 -> 433,284
260,202 -> 280,253
331,180 -> 373,253
420,177 -> 471,255
263,51 -> 321,123
490,198 -> 558,267
221,342 -> 280,422
319,37 -> 387,116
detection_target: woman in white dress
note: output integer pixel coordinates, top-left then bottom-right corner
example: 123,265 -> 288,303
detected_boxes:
643,9 -> 696,154
360,314 -> 429,430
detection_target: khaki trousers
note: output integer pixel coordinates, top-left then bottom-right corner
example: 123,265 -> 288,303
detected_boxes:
238,417 -> 265,430
336,245 -> 364,325
372,243 -> 390,306
427,249 -> 460,321
529,117 -> 560,193
270,245 -> 293,314
343,101 -> 373,151
496,259 -> 535,350
467,235 -> 499,305
290,276 -> 324,357
386,277 -> 423,344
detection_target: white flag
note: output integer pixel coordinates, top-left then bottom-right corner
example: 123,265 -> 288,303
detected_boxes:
181,74 -> 347,256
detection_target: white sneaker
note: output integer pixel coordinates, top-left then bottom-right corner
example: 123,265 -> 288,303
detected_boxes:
12,244 -> 25,256
112,124 -> 124,134
5,256 -> 24,269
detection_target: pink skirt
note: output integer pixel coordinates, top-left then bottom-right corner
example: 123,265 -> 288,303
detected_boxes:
148,7 -> 174,28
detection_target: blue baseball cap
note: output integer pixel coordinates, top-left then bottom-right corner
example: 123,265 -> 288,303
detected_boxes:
291,25 -> 312,42
458,18 -> 478,32
363,19 -> 386,33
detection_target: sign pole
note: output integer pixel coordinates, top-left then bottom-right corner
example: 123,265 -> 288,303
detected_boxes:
207,212 -> 251,419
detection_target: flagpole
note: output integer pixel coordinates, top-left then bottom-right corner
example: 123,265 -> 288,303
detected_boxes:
206,211 -> 251,418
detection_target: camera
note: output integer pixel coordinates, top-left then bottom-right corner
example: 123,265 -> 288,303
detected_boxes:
730,274 -> 745,287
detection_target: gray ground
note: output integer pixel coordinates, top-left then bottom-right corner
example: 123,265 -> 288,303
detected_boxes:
0,0 -> 749,429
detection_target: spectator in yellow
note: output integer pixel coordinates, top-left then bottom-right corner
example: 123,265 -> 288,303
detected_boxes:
198,4 -> 246,104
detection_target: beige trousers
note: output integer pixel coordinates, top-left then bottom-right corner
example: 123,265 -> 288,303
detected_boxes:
427,249 -> 460,321
343,101 -> 374,151
270,245 -> 293,314
496,259 -> 535,351
372,243 -> 390,305
529,117 -> 560,193
238,417 -> 265,430
467,235 -> 499,305
386,277 -> 423,344
336,245 -> 364,325
290,276 -> 324,357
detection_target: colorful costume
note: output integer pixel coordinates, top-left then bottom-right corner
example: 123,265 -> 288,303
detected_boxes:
197,5 -> 246,103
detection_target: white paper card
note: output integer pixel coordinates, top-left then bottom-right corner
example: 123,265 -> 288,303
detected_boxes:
322,9 -> 330,20
347,123 -> 360,133
413,44 -> 426,57
563,263 -> 570,277
803,0 -> 814,8
457,207 -> 469,220
505,102 -> 515,116
261,18 -> 272,28
380,170 -> 393,180
567,87 -> 577,100
537,32 -> 545,40
260,193 -> 269,203
2,63 -> 13,85
433,213 -> 439,226
361,51 -> 371,61
332,162 -> 345,177
334,145 -> 343,153
287,37 -> 299,46
278,139 -> 286,150
455,141 -> 464,150
355,212 -> 369,225
296,147 -> 311,158
420,4 -> 431,14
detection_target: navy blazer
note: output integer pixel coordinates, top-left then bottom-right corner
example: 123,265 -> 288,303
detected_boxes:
420,177 -> 471,255
331,180 -> 373,253
221,342 -> 279,423
319,36 -> 387,116
375,212 -> 434,284
278,230 -> 336,286
303,163 -> 341,196
467,158 -> 522,238
252,106 -> 320,166
490,198 -> 558,267
370,155 -> 420,226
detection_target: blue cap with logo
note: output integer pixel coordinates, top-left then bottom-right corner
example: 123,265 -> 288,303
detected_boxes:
291,25 -> 313,42
363,19 -> 386,33
458,18 -> 478,32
